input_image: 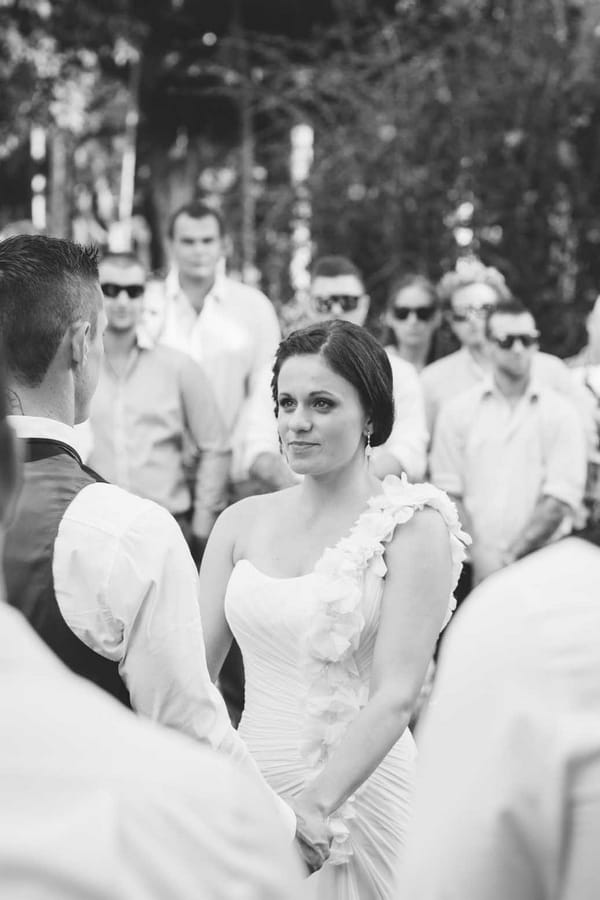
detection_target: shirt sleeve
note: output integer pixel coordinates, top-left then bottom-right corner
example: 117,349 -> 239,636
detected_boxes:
429,400 -> 465,497
541,395 -> 587,511
238,361 -> 281,478
375,361 -> 428,480
247,292 -> 281,392
178,355 -> 231,536
541,354 -> 597,454
53,483 -> 296,836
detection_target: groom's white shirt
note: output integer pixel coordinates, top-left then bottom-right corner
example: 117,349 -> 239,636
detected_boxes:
0,602 -> 304,899
8,414 -> 295,835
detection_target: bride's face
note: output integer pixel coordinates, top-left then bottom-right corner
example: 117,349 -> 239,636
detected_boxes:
276,353 -> 368,476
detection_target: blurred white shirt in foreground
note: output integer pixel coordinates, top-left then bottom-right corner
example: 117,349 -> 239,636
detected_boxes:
402,537 -> 600,900
0,602 -> 305,900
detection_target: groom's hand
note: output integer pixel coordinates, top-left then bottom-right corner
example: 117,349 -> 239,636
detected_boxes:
295,833 -> 329,875
292,795 -> 331,875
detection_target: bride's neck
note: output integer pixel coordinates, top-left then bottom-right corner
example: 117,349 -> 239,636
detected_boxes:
301,461 -> 380,513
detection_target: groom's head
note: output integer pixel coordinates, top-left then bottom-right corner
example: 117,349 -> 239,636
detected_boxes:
0,235 -> 106,425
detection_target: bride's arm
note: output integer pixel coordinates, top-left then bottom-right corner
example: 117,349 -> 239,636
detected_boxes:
293,507 -> 453,828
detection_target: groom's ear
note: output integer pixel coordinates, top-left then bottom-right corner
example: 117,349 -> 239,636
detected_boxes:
70,320 -> 91,370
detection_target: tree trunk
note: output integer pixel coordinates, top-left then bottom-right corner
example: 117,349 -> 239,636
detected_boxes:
48,127 -> 71,238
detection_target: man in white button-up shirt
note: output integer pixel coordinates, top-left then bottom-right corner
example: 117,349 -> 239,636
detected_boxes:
142,204 -> 284,725
0,379 -> 305,899
143,202 -> 282,469
0,235 -> 296,838
431,299 -> 586,584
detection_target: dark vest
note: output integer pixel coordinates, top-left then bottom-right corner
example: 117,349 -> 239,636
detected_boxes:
4,437 -> 131,707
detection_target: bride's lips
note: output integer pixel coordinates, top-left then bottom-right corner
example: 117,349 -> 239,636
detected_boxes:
287,441 -> 318,450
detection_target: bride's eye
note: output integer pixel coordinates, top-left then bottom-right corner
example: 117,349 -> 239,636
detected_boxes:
313,397 -> 333,410
278,396 -> 295,410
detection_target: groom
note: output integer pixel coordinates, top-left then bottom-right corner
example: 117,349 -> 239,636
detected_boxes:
0,342 -> 305,898
0,234 -> 331,873
0,234 -> 310,839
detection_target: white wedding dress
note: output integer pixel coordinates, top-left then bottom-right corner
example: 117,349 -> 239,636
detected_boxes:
225,476 -> 468,899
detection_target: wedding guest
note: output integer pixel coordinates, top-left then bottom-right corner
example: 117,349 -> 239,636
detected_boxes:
430,299 -> 586,585
402,528 -> 600,900
384,274 -> 442,372
566,292 -> 600,368
567,294 -> 600,526
0,369 -> 304,899
0,235 -> 294,835
421,259 -> 588,438
143,203 -> 281,724
142,201 -> 281,494
87,251 -> 229,562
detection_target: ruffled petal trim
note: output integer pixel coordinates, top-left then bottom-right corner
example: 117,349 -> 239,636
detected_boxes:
300,474 -> 470,864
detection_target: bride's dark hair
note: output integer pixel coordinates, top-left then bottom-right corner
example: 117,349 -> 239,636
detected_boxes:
271,320 -> 395,447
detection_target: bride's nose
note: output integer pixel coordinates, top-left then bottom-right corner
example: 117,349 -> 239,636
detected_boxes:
289,405 -> 312,432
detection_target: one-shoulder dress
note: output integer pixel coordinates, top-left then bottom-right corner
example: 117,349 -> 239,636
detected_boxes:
224,475 -> 469,899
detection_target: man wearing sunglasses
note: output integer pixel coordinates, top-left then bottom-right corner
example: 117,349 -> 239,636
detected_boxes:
86,251 -> 230,563
421,260 -> 586,437
431,299 -> 586,585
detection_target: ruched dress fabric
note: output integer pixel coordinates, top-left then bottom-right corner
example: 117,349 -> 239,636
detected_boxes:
224,475 -> 469,900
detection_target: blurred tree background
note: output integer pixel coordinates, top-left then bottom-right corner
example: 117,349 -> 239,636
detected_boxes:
2,0 -> 600,353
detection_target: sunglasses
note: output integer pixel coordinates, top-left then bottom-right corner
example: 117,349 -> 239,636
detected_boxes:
490,333 -> 539,350
451,304 -> 495,323
101,283 -> 145,300
313,294 -> 362,313
393,306 -> 436,322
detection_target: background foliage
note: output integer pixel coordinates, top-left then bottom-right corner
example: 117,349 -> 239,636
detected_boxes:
2,0 -> 600,352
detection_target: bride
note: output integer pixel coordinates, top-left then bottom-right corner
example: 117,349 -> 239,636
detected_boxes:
199,319 -> 468,898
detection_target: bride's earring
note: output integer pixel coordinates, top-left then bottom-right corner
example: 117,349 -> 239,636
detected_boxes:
365,431 -> 373,465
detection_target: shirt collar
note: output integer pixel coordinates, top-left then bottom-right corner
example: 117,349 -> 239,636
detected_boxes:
135,327 -> 155,351
481,375 -> 541,401
8,415 -> 79,450
165,266 -> 227,305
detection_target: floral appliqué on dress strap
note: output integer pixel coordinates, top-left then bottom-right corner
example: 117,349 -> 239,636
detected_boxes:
299,474 -> 471,865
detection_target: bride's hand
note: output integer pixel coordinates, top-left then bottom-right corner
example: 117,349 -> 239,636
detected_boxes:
291,794 -> 331,874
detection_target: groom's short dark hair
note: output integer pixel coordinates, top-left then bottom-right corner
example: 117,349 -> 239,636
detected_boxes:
0,235 -> 100,387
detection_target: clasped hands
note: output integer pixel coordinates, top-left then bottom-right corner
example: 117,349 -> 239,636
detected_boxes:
291,793 -> 331,875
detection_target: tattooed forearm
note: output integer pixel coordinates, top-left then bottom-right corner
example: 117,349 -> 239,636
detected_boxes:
6,390 -> 23,415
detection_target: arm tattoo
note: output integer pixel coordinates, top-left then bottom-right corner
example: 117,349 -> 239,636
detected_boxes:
6,390 -> 23,415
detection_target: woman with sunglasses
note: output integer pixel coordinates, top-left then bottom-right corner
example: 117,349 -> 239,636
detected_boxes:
385,275 -> 443,373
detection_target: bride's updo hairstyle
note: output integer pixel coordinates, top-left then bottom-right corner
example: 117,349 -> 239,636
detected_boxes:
271,319 -> 395,447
